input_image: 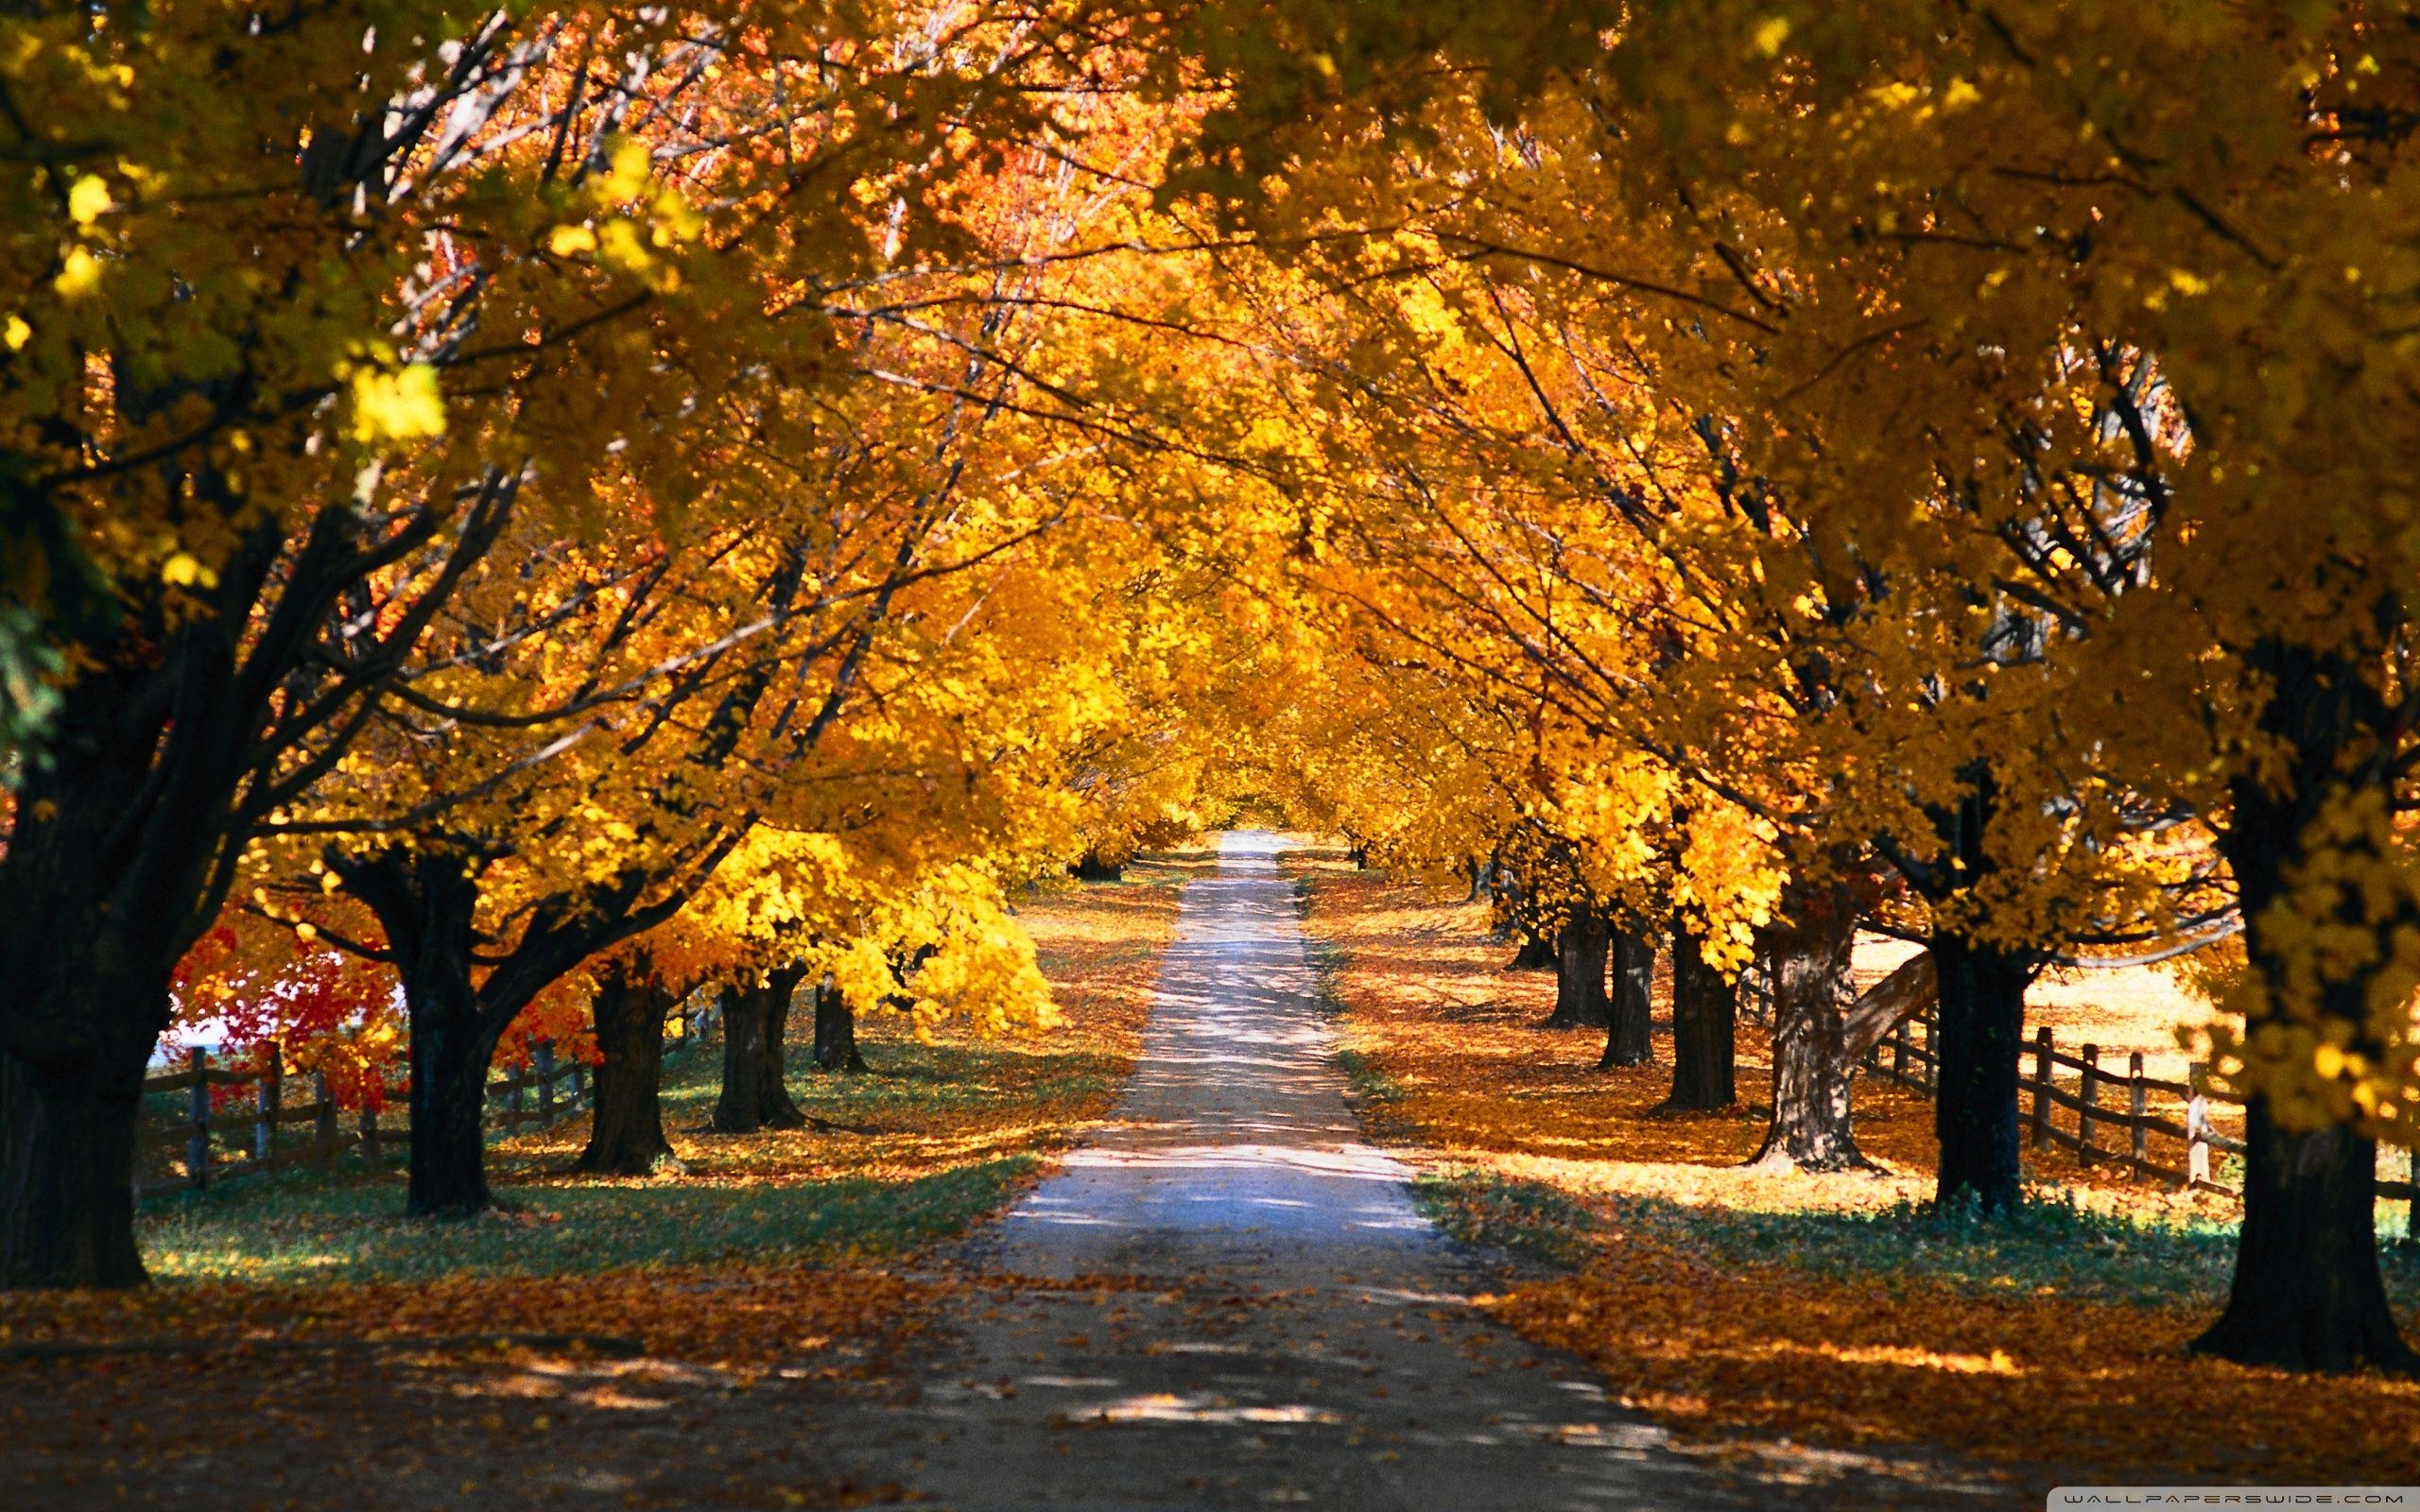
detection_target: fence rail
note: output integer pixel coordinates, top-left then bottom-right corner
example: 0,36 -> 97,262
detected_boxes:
139,1000 -> 728,1199
1857,1006 -> 2420,1214
137,1042 -> 592,1198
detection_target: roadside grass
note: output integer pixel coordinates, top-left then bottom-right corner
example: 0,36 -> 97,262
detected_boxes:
1335,1048 -> 1404,1107
1413,1168 -> 2278,1309
1417,1170 -> 1597,1268
1288,847 -> 2420,1486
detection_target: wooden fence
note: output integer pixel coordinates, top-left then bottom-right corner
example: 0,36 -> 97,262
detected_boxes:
133,1000 -> 735,1198
1858,1005 -> 2420,1215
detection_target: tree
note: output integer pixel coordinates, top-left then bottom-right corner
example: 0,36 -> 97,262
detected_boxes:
1599,930 -> 1655,1071
1663,918 -> 1737,1112
714,965 -> 811,1135
577,949 -> 685,1176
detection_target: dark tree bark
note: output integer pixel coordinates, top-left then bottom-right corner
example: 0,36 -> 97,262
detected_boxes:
1893,759 -> 2043,1217
716,966 -> 809,1133
2190,637 -> 2418,1372
1598,928 -> 1654,1069
1071,850 -> 1124,883
0,539 -> 310,1288
1,1027 -> 152,1288
1543,905 -> 1612,1029
1747,874 -> 1867,1172
2192,1109 -> 2412,1371
577,953 -> 681,1175
404,999 -> 499,1217
812,980 -> 866,1074
1930,933 -> 2036,1214
757,965 -> 808,1127
713,981 -> 773,1133
1663,921 -> 1737,1110
350,846 -> 511,1217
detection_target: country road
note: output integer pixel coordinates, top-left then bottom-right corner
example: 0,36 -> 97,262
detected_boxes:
863,832 -> 1997,1510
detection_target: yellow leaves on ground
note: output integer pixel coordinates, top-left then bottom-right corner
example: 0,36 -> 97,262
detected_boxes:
0,1263 -> 937,1369
65,176 -> 111,226
0,1266 -> 943,1508
51,247 -> 100,299
1484,1263 -> 2420,1484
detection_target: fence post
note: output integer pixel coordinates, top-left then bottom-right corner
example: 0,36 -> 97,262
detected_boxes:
313,1073 -> 338,1170
186,1046 -> 212,1191
2128,1052 -> 2148,1177
1920,1011 -> 1935,1090
534,1040 -> 556,1126
2078,1044 -> 2101,1165
568,1061 -> 587,1107
2031,1027 -> 2052,1149
505,1064 -> 525,1132
2187,1061 -> 2211,1188
361,1101 -> 381,1170
254,1049 -> 281,1167
1892,1018 -> 1909,1084
2407,1143 -> 2418,1243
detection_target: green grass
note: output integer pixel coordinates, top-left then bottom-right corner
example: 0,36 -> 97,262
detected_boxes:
133,1030 -> 1082,1286
1335,1048 -> 1403,1105
649,1034 -> 1125,1126
137,1160 -> 1035,1284
1417,1170 -> 1599,1268
1414,1169 -> 2420,1311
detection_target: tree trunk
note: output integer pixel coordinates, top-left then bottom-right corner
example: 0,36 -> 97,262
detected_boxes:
1663,921 -> 1737,1110
1599,927 -> 1654,1069
2191,1107 -> 2417,1372
1747,876 -> 1866,1172
0,665 -> 242,1287
756,964 -> 808,1129
577,954 -> 680,1175
812,980 -> 865,1074
404,998 -> 500,1217
1840,954 -> 1936,1061
1544,905 -> 1612,1029
0,504 -> 514,1287
1,1026 -> 154,1288
2194,636 -> 2417,1371
713,979 -> 776,1133
1930,933 -> 2035,1214
709,963 -> 812,1129
337,844 -> 515,1219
